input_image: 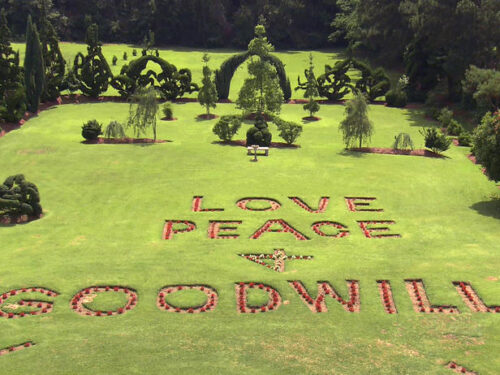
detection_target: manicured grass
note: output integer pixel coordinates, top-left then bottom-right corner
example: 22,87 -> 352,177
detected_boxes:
1,42 -> 500,373
0,98 -> 499,374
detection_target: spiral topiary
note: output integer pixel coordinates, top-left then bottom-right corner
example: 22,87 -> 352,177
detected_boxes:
246,114 -> 272,147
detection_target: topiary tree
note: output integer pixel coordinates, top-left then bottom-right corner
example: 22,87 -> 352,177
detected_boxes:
39,0 -> 66,102
296,54 -> 321,118
274,117 -> 303,145
0,174 -> 42,220
127,86 -> 159,141
0,8 -> 25,122
246,114 -> 272,147
24,15 -> 45,113
72,24 -> 112,98
81,120 -> 102,141
352,59 -> 390,102
111,55 -> 198,100
472,111 -> 500,181
317,59 -> 352,101
420,127 -> 451,154
198,53 -> 218,116
339,92 -> 374,148
236,25 -> 283,116
212,115 -> 242,142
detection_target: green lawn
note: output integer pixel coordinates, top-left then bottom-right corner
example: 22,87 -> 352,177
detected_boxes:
1,98 -> 499,374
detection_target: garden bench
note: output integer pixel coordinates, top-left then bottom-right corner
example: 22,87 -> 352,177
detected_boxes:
247,146 -> 269,156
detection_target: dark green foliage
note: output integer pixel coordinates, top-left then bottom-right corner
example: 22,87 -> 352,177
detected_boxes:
472,112 -> 500,181
39,0 -> 66,102
81,119 -> 102,141
446,120 -> 464,136
316,60 -> 352,101
304,100 -> 321,117
0,174 -> 42,218
72,24 -> 113,98
274,117 -> 303,145
155,49 -> 160,58
132,49 -> 137,57
458,132 -> 473,147
123,52 -> 128,61
112,56 -> 118,66
104,121 -> 126,139
0,86 -> 26,122
351,59 -> 390,102
385,89 -> 408,108
437,108 -> 454,128
214,53 -> 291,101
111,55 -> 198,100
162,102 -> 173,120
296,54 -> 321,117
127,86 -> 159,140
339,92 -> 373,148
24,16 -> 45,113
420,128 -> 451,153
393,133 -> 414,150
212,115 -> 242,142
246,114 -> 272,147
198,54 -> 218,115
462,66 -> 500,119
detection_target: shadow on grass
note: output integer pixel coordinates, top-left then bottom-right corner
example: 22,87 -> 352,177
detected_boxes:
338,149 -> 366,158
470,198 -> 500,220
403,105 -> 440,128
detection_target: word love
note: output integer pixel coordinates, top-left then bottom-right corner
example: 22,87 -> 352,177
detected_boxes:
164,196 -> 401,240
1,281 -> 498,318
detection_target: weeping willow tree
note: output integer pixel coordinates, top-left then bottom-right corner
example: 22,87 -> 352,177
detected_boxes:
127,87 -> 159,141
339,92 -> 373,148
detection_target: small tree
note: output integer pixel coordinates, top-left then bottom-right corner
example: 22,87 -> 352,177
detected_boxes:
236,25 -> 283,115
105,121 -> 126,139
72,24 -> 112,98
339,92 -> 373,148
420,128 -> 451,154
24,15 -> 45,113
142,30 -> 155,56
472,111 -> 500,181
393,133 -> 414,150
127,87 -> 159,141
297,53 -> 320,118
275,118 -> 303,145
198,53 -> 218,116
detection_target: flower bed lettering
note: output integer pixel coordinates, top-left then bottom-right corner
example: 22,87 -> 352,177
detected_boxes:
235,282 -> 282,314
311,221 -> 350,238
453,281 -> 500,313
238,249 -> 313,272
288,197 -> 330,213
250,219 -> 309,240
445,362 -> 477,375
0,342 -> 35,357
358,221 -> 401,238
0,288 -> 58,319
377,280 -> 397,314
208,221 -> 242,239
236,198 -> 282,211
345,197 -> 383,212
405,279 -> 459,314
157,285 -> 218,314
70,286 -> 138,317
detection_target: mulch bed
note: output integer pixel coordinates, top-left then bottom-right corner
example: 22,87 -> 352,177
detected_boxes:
196,114 -> 219,120
161,117 -> 178,121
348,147 -> 445,158
213,139 -> 299,149
302,116 -> 321,121
0,214 -> 43,225
82,138 -> 169,144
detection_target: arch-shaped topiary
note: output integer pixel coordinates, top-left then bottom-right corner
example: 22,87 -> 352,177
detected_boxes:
214,52 -> 291,101
111,55 -> 198,100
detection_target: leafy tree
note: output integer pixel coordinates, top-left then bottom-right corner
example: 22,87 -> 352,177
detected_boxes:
127,87 -> 159,141
275,118 -> 303,145
38,0 -> 66,102
198,53 -> 218,116
296,54 -> 320,118
212,115 -> 242,142
0,8 -> 25,122
339,92 -> 373,148
472,112 -> 500,181
24,15 -> 45,113
462,66 -> 500,118
236,25 -> 283,115
72,24 -> 112,98
105,121 -> 126,139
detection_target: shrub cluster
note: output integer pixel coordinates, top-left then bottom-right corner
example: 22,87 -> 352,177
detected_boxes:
212,115 -> 242,142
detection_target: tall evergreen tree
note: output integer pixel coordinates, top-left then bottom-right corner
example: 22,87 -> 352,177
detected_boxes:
198,53 -> 218,116
39,0 -> 66,101
24,15 -> 46,113
72,24 -> 112,98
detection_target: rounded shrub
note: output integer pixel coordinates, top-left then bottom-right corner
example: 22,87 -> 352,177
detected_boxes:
123,52 -> 128,61
437,108 -> 453,128
458,132 -> 473,147
212,115 -> 242,142
420,128 -> 451,153
446,119 -> 464,136
112,55 -> 118,66
385,89 -> 407,108
274,118 -> 302,145
81,120 -> 102,141
132,49 -> 137,57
